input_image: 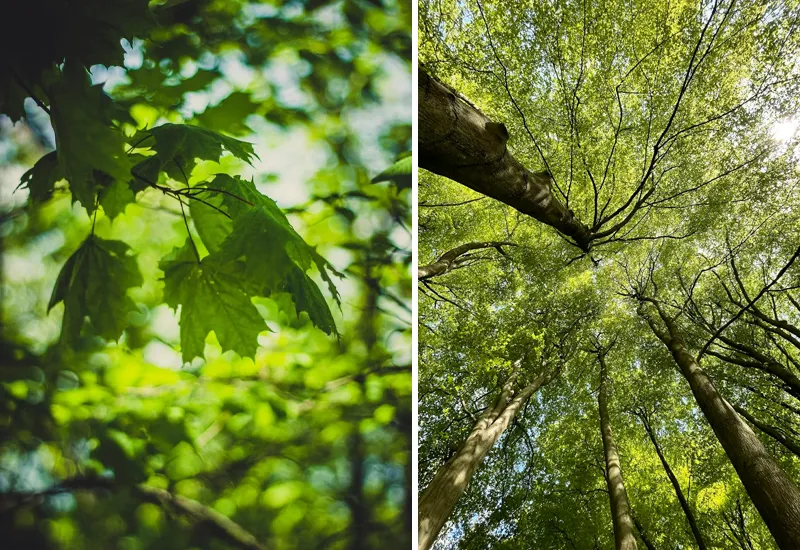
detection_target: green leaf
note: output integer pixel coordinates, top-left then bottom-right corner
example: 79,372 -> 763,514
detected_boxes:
144,123 -> 257,179
203,175 -> 342,307
283,266 -> 337,335
160,244 -> 269,362
211,205 -> 340,329
19,151 -> 63,203
99,180 -> 135,219
189,191 -> 232,254
49,235 -> 143,345
129,154 -> 161,193
0,76 -> 29,123
371,153 -> 411,189
195,92 -> 258,135
48,64 -> 133,211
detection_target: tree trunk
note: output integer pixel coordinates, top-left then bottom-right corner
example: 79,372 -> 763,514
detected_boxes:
418,67 -> 592,252
632,515 -> 657,550
597,353 -> 638,550
637,412 -> 708,550
418,241 -> 516,280
418,363 -> 556,550
733,404 -> 800,458
641,300 -> 800,549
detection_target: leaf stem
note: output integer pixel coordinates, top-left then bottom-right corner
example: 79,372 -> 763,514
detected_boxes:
91,197 -> 99,234
178,197 -> 200,262
12,71 -> 51,116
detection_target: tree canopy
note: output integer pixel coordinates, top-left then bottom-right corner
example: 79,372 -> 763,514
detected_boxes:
0,1 -> 411,549
418,0 -> 800,548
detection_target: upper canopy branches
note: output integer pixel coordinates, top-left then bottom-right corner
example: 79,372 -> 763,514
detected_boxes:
419,0 -> 800,253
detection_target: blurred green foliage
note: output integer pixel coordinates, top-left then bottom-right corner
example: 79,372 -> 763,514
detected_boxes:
0,1 -> 411,549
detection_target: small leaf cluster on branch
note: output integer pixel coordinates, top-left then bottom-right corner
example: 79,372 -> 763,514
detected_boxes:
8,2 -> 340,362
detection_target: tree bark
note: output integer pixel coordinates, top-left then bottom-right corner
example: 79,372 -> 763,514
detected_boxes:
733,404 -> 800,459
641,300 -> 800,549
597,353 -> 638,550
418,363 -> 556,550
418,68 -> 592,252
418,241 -> 516,280
636,411 -> 708,550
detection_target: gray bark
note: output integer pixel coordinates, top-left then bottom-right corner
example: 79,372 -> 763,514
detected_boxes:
418,363 -> 556,550
597,353 -> 638,550
418,68 -> 592,252
641,300 -> 800,549
418,241 -> 516,280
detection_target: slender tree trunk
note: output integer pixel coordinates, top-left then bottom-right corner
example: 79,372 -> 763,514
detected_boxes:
641,300 -> 800,549
418,241 -> 516,280
597,353 -> 638,550
418,68 -> 591,252
632,515 -> 657,550
637,413 -> 708,550
418,363 -> 556,550
733,404 -> 800,458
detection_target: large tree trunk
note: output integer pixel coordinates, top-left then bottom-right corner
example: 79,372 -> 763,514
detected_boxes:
641,300 -> 800,549
418,68 -> 592,252
418,241 -> 516,280
637,411 -> 708,550
597,353 -> 638,550
418,363 -> 556,550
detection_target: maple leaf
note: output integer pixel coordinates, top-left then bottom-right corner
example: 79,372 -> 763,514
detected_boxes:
189,191 -> 232,254
140,124 -> 257,181
49,236 -> 143,346
159,244 -> 269,362
48,64 -> 133,211
19,151 -> 63,203
99,180 -> 135,220
283,266 -> 338,336
198,174 -> 341,328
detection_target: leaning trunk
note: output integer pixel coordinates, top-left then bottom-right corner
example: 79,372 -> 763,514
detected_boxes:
642,302 -> 800,549
418,68 -> 591,251
598,354 -> 638,550
640,416 -> 707,550
418,365 -> 554,550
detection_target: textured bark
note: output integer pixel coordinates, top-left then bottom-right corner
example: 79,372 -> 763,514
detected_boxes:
418,68 -> 592,251
418,241 -> 516,280
597,354 -> 638,550
642,301 -> 800,549
733,404 -> 800,458
418,364 -> 556,550
638,413 -> 707,550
